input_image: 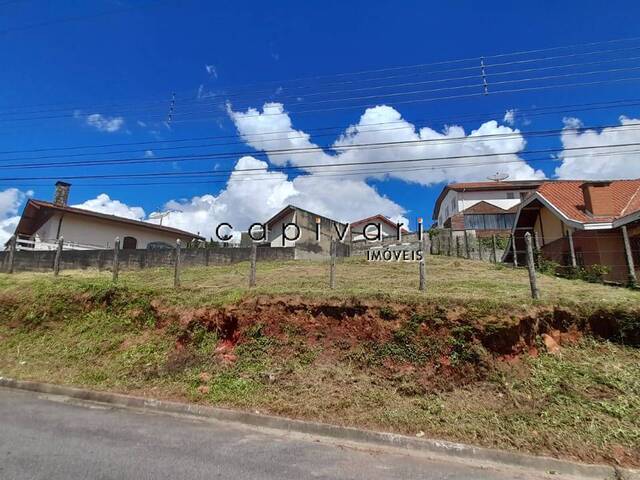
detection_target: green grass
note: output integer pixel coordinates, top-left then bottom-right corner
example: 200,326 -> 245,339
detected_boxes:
1,256 -> 639,311
1,257 -> 639,466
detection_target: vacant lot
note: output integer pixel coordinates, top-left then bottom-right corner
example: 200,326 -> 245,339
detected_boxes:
1,256 -> 639,466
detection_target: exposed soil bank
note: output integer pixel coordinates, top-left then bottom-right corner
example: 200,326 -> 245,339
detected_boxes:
148,296 -> 639,391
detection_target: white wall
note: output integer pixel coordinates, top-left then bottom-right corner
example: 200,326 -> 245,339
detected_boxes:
437,190 -> 458,227
34,212 -> 196,249
352,221 -> 399,241
436,188 -> 536,227
268,210 -> 298,247
457,190 -> 531,212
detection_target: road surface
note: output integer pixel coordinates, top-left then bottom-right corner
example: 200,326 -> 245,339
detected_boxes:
0,387 -> 564,479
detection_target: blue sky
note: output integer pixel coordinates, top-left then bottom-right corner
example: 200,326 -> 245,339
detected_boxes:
2,0 -> 640,239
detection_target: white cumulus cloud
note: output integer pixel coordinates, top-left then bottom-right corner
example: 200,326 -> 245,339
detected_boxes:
228,102 -> 544,185
555,116 -> 640,179
0,188 -> 31,244
62,101 -> 553,241
153,156 -> 404,239
149,101 -> 548,240
72,194 -> 145,220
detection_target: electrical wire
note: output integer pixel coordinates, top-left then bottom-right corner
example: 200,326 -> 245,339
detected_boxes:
4,139 -> 640,182
4,120 -> 640,169
4,38 -> 640,118
3,97 -> 640,157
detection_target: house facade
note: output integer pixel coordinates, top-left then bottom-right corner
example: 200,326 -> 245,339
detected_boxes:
263,205 -> 348,259
432,181 -> 543,238
12,182 -> 203,251
350,214 -> 408,242
509,180 -> 640,284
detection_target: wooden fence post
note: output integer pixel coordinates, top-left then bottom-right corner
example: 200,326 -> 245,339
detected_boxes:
249,243 -> 257,288
112,237 -> 120,282
524,233 -> 540,300
463,230 -> 471,259
419,234 -> 427,291
491,234 -> 498,264
511,233 -> 518,267
448,230 -> 453,256
174,239 -> 181,288
7,235 -> 16,274
53,236 -> 64,276
477,237 -> 484,261
567,228 -> 577,269
532,231 -> 541,268
329,239 -> 336,289
621,225 -> 638,286
456,236 -> 461,257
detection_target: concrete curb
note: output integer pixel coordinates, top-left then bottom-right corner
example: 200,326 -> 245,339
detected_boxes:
1,377 -> 636,480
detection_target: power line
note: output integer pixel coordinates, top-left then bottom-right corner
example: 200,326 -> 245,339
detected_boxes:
4,145 -> 637,189
0,0 -> 170,35
3,38 -> 640,118
6,52 -> 640,123
5,68 -> 640,128
4,120 -> 640,170
4,139 -> 640,182
3,97 -> 640,157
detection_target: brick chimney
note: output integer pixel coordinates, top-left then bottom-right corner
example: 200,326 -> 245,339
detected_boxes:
581,181 -> 614,217
53,181 -> 71,207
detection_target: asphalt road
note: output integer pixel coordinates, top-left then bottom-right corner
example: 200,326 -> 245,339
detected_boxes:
0,387 -> 563,480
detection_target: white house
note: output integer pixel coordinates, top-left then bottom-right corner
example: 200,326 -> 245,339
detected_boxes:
11,181 -> 203,251
432,181 -> 544,237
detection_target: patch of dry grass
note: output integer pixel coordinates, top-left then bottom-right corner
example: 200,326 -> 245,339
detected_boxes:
1,255 -> 638,310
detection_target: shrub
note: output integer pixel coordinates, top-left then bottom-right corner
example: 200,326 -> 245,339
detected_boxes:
578,264 -> 610,284
478,235 -> 509,250
538,259 -> 561,276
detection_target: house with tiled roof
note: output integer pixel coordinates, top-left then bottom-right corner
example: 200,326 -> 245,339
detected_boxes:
11,181 -> 203,251
432,180 -> 544,238
509,179 -> 640,284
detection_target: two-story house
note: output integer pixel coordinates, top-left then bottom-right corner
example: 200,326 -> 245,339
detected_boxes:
432,181 -> 544,238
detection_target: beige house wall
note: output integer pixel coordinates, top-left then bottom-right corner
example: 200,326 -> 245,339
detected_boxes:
35,212 -> 196,249
537,207 -> 566,245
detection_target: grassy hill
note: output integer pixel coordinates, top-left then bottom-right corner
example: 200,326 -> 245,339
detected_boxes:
1,256 -> 639,466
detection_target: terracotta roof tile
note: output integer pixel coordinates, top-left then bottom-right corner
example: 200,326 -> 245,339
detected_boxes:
536,179 -> 640,223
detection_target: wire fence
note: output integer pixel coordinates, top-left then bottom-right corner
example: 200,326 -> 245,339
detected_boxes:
2,226 -> 639,298
427,227 -> 639,291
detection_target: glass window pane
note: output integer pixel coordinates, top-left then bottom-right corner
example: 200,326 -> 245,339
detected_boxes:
503,214 -> 516,229
484,214 -> 500,229
465,214 -> 485,229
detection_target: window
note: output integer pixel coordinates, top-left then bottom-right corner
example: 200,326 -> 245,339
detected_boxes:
506,192 -> 515,199
451,198 -> 456,212
520,192 -> 529,201
122,236 -> 138,249
465,214 -> 485,230
464,214 -> 516,230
